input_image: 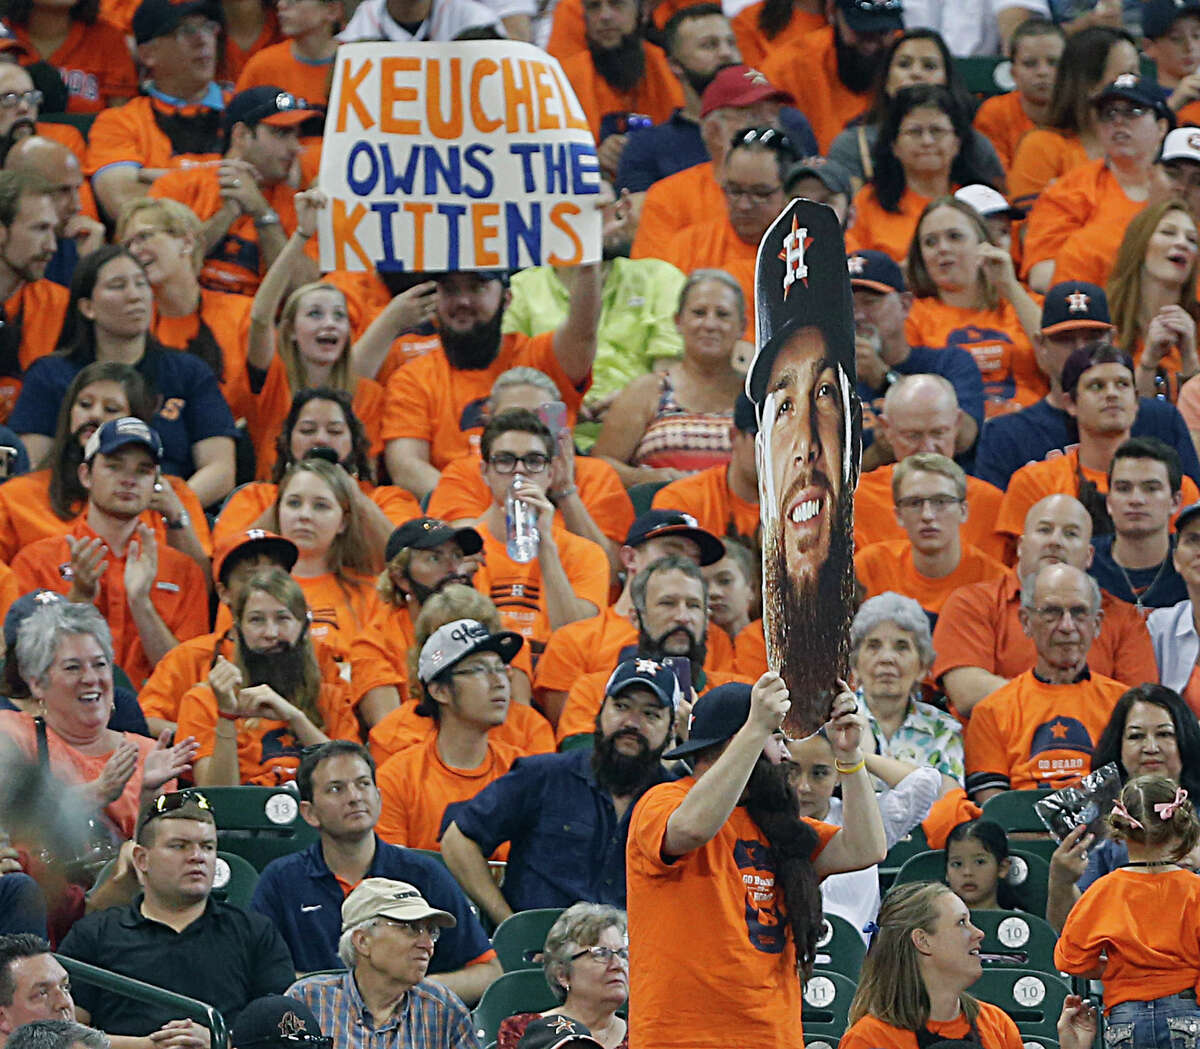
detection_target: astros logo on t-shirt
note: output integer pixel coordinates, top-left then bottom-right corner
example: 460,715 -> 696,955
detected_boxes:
734,838 -> 785,955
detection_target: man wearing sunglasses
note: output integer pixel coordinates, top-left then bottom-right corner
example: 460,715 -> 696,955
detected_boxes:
469,409 -> 609,663
147,86 -> 322,297
60,791 -> 294,1049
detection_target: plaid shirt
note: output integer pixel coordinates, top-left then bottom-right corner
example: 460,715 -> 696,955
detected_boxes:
288,971 -> 480,1049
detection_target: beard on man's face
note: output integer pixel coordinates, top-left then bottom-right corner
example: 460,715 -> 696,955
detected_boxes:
763,483 -> 855,737
680,63 -> 722,100
238,627 -> 310,699
589,30 -> 647,93
439,306 -> 504,370
744,751 -> 800,814
833,25 -> 884,94
638,620 -> 707,685
591,718 -> 668,795
407,572 -> 472,607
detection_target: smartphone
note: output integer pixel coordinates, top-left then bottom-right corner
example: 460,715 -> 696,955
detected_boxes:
662,656 -> 691,711
537,401 -> 568,442
0,446 -> 16,480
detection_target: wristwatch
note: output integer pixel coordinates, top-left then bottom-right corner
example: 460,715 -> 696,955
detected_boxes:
166,511 -> 191,531
253,209 -> 281,227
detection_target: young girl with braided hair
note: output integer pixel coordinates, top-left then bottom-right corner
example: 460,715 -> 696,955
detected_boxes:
1055,774 -> 1200,1048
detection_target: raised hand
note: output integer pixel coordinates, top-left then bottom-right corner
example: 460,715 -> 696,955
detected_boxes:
66,535 -> 108,602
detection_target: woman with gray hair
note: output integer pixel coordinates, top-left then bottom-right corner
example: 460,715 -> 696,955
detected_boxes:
592,270 -> 747,488
496,903 -> 628,1049
850,591 -> 964,784
0,602 -> 196,840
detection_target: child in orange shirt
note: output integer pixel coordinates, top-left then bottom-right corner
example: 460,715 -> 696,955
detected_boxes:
1055,775 -> 1200,1042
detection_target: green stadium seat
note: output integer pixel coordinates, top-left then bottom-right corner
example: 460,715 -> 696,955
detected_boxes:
558,733 -> 594,752
892,849 -> 1050,916
195,786 -> 319,871
492,908 -> 564,972
802,970 -> 856,1045
471,970 -> 559,1045
972,968 -> 1071,1043
814,913 -> 866,980
93,850 -> 257,909
879,825 -> 928,890
627,481 -> 669,517
954,55 -> 1009,96
969,909 -> 1060,973
981,790 -> 1057,864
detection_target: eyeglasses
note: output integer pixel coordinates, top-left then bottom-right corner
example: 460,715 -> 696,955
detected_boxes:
895,494 -> 963,513
378,918 -> 442,942
1097,104 -> 1151,124
449,661 -> 510,681
898,125 -> 955,142
123,228 -> 167,250
1026,605 -> 1097,625
570,946 -> 629,965
0,90 -> 41,110
169,18 -> 220,41
722,183 -> 783,203
488,452 -> 550,474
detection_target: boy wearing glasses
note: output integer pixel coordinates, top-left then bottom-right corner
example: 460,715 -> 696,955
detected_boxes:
288,878 -> 473,1049
855,452 -> 1007,628
60,791 -> 294,1046
471,409 -> 609,664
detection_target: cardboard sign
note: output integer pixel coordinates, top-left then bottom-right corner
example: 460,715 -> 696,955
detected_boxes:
746,199 -> 861,738
318,41 -> 603,273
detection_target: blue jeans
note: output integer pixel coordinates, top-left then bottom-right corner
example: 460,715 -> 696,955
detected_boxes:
1107,993 -> 1200,1049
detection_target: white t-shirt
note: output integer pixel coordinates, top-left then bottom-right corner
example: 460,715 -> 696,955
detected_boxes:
339,0 -> 506,41
901,0 -> 1050,56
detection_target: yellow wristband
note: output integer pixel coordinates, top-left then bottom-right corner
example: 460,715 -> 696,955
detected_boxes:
834,757 -> 866,775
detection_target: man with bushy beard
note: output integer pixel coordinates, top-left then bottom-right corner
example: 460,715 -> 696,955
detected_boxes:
626,677 -> 886,1049
558,0 -> 685,178
553,553 -> 753,742
382,263 -> 601,503
441,657 -> 677,925
177,566 -> 361,786
761,0 -> 904,152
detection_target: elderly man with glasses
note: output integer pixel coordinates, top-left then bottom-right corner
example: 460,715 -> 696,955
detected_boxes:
288,879 -> 476,1049
59,791 -> 294,1049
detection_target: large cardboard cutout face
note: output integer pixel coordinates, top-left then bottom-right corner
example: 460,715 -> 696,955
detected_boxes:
747,200 -> 861,737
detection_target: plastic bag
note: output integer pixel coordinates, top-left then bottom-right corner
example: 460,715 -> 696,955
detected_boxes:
1034,763 -> 1122,843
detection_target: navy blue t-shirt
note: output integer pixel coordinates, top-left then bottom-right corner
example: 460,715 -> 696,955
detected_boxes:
1088,533 -> 1188,611
8,346 -> 238,480
975,397 -> 1200,491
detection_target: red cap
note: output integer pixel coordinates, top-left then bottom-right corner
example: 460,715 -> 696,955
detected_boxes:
700,65 -> 792,118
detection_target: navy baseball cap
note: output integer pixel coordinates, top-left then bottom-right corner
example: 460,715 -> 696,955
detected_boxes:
1177,500 -> 1200,533
223,87 -> 320,133
604,657 -> 681,708
847,250 -> 905,294
663,681 -> 753,759
1040,282 -> 1113,336
133,0 -> 221,44
734,392 -> 758,435
835,0 -> 903,32
1060,344 -> 1134,397
83,417 -> 162,464
516,1016 -> 603,1049
1091,74 -> 1174,125
231,997 -> 328,1049
785,159 -> 852,199
4,590 -> 65,649
385,517 -> 483,563
1144,0 -> 1200,38
623,511 -> 725,566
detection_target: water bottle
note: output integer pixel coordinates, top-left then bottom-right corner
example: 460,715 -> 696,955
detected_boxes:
506,473 -> 539,563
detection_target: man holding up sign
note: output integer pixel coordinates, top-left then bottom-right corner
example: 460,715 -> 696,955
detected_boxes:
314,43 -> 607,503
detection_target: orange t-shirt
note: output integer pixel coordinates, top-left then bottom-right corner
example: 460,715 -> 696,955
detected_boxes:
996,447 -> 1200,539
472,520 -> 610,665
0,280 -> 70,422
931,571 -> 1156,688
973,91 -> 1037,174
1055,868 -> 1200,1011
852,466 -> 1007,562
904,295 -> 1048,415
375,732 -> 522,854
730,4 -> 826,68
1008,128 -> 1090,210
533,603 -> 737,700
0,561 -> 18,625
1022,159 -> 1142,277
150,169 -> 316,297
380,331 -> 587,471
630,161 -> 723,263
178,673 -> 359,786
85,94 -> 229,177
15,20 -> 137,114
234,40 -> 335,105
213,479 -> 421,545
367,699 -> 555,766
760,25 -> 869,154
651,464 -> 760,550
844,185 -> 932,263
425,452 -> 633,546
855,540 -> 1008,619
0,469 -> 211,566
839,1002 -> 1024,1049
222,9 -> 282,83
626,776 -> 838,1049
558,43 -> 684,143
733,618 -> 766,678
151,288 -> 256,425
294,572 -> 382,664
659,217 -> 756,339
546,0 -> 586,62
964,668 -> 1127,792
557,664 -> 753,742
0,711 -> 165,839
11,517 -> 209,687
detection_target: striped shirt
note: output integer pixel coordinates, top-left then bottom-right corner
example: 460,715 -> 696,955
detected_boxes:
288,971 -> 480,1049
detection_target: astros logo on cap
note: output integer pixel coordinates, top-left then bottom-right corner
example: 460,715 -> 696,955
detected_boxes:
1066,292 -> 1090,313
